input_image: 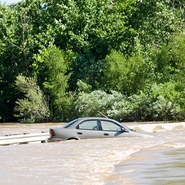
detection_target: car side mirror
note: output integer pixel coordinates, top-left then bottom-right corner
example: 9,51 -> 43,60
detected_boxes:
121,127 -> 129,132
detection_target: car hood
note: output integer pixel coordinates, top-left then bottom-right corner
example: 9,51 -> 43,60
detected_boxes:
129,130 -> 155,137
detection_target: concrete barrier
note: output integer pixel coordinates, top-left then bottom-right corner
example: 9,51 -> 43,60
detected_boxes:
0,132 -> 49,146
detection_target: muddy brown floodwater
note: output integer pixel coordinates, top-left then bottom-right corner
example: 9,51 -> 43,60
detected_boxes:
0,123 -> 185,185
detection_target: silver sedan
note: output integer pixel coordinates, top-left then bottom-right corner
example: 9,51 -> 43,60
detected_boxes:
48,117 -> 153,141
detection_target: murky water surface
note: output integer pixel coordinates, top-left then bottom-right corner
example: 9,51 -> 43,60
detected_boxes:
0,123 -> 185,185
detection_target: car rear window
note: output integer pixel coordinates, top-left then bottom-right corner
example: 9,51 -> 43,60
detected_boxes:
63,119 -> 78,128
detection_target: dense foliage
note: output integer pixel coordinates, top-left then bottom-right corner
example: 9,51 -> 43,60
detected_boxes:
14,75 -> 50,122
1,0 -> 185,122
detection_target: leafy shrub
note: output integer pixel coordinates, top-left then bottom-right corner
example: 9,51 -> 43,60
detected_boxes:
74,85 -> 184,122
146,82 -> 183,121
74,90 -> 124,117
107,92 -> 150,121
150,95 -> 181,121
14,75 -> 50,123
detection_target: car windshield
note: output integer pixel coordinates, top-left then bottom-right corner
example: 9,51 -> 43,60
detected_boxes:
114,120 -> 133,131
63,119 -> 78,128
121,123 -> 133,131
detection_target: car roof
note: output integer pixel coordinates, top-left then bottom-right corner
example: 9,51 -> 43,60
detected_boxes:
77,117 -> 115,121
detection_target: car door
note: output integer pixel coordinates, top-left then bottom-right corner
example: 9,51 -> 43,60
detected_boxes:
100,120 -> 130,138
75,120 -> 105,139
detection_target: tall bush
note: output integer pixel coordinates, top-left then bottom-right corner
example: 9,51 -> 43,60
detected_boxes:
14,75 -> 50,123
33,46 -> 71,120
102,50 -> 153,95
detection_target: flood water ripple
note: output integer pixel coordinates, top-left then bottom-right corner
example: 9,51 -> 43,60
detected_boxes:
0,123 -> 185,185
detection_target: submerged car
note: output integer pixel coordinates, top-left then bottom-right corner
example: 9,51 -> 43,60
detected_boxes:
48,117 -> 153,142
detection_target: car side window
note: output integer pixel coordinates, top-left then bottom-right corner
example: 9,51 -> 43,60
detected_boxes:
101,120 -> 122,132
77,120 -> 99,130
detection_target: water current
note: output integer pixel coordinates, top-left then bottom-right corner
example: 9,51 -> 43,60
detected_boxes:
0,123 -> 185,185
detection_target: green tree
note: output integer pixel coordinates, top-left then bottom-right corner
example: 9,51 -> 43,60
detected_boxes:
68,50 -> 105,91
41,0 -> 130,57
151,34 -> 185,84
168,34 -> 185,112
1,0 -> 185,122
101,50 -> 153,95
33,46 -> 71,120
0,4 -> 20,121
114,0 -> 180,55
